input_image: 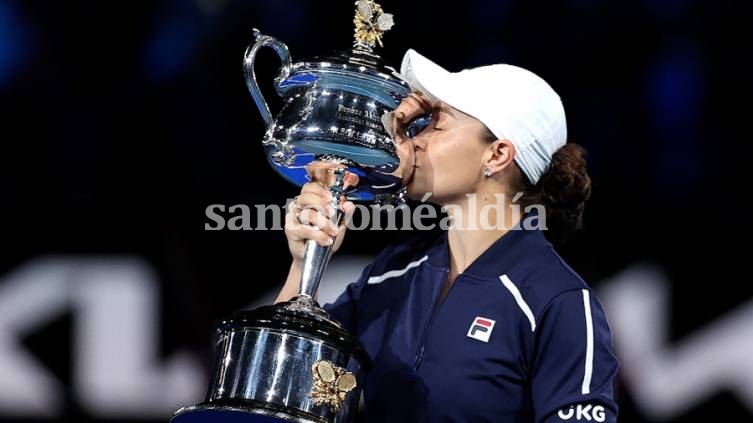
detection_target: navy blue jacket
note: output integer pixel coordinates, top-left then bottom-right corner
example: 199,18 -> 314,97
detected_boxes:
325,216 -> 620,422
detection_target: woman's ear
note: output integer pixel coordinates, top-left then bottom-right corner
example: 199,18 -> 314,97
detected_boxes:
483,139 -> 516,176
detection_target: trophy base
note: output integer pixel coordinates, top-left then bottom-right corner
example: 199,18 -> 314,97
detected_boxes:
171,400 -> 324,423
171,300 -> 370,423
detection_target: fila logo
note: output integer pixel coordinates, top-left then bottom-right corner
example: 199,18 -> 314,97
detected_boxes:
557,404 -> 606,422
466,317 -> 496,343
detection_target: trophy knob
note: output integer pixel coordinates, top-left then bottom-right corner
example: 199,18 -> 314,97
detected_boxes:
353,0 -> 395,50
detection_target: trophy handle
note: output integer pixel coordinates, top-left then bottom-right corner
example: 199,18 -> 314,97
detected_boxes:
243,28 -> 292,129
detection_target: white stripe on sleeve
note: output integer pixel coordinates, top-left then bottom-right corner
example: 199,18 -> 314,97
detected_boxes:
582,289 -> 594,395
499,274 -> 537,332
367,256 -> 428,284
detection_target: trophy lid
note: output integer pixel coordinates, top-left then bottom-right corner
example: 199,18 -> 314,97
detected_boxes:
279,48 -> 407,107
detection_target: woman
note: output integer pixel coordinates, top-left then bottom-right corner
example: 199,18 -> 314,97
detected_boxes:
276,49 -> 619,422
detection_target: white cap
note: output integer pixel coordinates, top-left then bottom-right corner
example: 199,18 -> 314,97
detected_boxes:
399,49 -> 567,184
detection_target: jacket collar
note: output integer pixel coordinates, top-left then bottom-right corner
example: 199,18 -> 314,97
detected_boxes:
424,211 -> 551,279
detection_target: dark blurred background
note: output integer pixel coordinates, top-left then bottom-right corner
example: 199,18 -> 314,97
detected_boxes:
2,0 -> 752,421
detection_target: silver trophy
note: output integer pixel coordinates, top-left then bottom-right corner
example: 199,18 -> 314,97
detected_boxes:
171,2 -> 413,422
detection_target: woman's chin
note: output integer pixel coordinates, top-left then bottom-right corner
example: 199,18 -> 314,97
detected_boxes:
405,185 -> 421,201
406,184 -> 430,201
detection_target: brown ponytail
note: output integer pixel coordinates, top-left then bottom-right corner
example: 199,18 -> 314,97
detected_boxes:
511,143 -> 592,244
479,126 -> 592,244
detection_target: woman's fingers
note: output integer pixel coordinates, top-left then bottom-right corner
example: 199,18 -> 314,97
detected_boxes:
394,92 -> 433,124
285,170 -> 359,251
294,207 -> 339,236
285,208 -> 337,246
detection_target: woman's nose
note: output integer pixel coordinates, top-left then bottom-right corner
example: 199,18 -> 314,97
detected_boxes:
411,136 -> 427,151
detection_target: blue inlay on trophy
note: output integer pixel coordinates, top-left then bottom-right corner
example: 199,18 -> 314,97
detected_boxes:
171,2 -> 413,422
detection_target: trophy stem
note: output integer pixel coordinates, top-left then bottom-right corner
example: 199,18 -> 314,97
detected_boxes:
298,168 -> 347,303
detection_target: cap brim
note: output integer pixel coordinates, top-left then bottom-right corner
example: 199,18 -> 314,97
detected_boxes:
400,49 -> 453,104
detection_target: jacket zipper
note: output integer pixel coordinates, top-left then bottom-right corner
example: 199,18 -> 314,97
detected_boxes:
414,269 -> 455,371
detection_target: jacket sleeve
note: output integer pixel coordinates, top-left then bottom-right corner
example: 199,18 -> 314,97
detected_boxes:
531,289 -> 620,423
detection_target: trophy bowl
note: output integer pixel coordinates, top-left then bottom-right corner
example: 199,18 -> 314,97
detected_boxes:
171,2 -> 412,422
247,26 -> 411,204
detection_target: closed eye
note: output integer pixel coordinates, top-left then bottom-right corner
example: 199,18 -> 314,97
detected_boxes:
405,114 -> 432,139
